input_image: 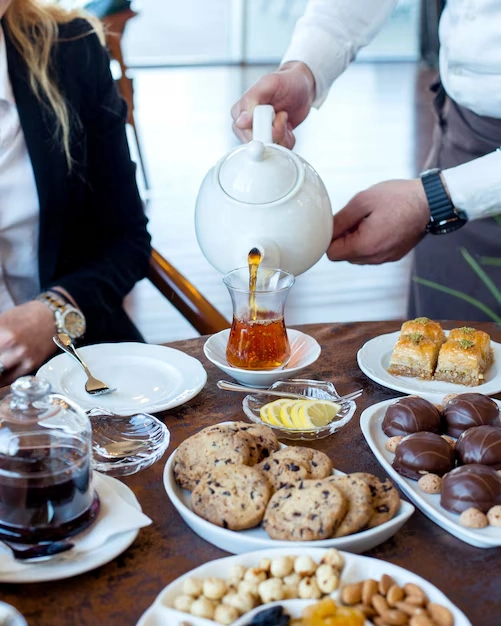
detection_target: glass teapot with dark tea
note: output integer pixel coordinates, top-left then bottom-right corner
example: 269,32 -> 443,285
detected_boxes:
0,376 -> 99,543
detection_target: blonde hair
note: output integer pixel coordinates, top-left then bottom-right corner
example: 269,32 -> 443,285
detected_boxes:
3,1 -> 105,168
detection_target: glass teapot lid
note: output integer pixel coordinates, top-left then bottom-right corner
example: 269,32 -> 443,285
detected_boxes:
218,140 -> 301,205
0,376 -> 98,543
0,375 -> 91,437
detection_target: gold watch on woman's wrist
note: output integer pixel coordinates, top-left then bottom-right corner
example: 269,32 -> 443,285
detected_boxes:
36,291 -> 86,340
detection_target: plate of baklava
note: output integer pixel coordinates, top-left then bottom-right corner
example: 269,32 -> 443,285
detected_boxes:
357,317 -> 501,397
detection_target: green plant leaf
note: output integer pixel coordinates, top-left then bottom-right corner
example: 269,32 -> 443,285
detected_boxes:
480,257 -> 501,267
460,247 -> 501,306
413,277 -> 501,323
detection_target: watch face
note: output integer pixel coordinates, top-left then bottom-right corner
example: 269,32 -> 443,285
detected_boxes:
427,215 -> 468,235
62,309 -> 86,339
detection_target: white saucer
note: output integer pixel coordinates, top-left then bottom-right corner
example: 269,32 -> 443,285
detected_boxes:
0,473 -> 143,583
357,331 -> 501,397
203,329 -> 321,388
37,342 -> 207,413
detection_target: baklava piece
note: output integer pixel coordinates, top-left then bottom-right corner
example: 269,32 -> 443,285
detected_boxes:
388,332 -> 442,380
388,318 -> 445,380
447,327 -> 493,371
400,317 -> 445,345
434,336 -> 490,387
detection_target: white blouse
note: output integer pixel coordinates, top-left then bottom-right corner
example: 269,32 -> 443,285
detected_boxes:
0,24 -> 40,312
281,0 -> 501,221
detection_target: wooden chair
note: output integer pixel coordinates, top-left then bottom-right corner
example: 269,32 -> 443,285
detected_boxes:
148,248 -> 230,336
88,2 -> 150,189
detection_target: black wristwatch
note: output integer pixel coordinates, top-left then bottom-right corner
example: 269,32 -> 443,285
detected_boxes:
420,168 -> 468,235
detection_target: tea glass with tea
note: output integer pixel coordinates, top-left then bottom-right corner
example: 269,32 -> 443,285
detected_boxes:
223,267 -> 295,370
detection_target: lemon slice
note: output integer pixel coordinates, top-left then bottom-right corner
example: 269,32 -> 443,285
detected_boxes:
278,400 -> 298,429
290,401 -> 310,429
259,398 -> 291,427
296,399 -> 342,428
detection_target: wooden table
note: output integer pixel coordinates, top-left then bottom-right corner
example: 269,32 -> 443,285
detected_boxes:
2,321 -> 500,625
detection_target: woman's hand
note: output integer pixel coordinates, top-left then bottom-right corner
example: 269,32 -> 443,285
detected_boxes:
0,301 -> 57,384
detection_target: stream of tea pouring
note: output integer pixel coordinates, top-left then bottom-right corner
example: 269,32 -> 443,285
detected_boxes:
224,250 -> 293,370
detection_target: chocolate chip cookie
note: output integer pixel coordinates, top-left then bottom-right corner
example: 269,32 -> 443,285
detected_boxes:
173,427 -> 252,491
191,464 -> 271,530
267,446 -> 333,479
351,472 -> 401,528
257,456 -> 310,492
263,479 -> 347,541
326,474 -> 373,537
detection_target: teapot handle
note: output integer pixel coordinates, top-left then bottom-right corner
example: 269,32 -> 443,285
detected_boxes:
252,105 -> 275,144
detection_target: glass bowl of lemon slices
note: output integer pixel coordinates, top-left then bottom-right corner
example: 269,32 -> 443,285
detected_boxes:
242,379 -> 357,440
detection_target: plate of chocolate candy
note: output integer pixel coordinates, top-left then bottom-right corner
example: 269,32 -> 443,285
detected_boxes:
360,392 -> 501,548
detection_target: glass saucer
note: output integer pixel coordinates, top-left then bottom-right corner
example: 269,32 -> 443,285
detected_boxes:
88,407 -> 170,477
242,379 -> 357,441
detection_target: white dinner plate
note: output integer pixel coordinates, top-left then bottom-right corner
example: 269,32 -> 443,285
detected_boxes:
136,546 -> 471,626
357,331 -> 501,397
0,473 -> 142,583
37,342 -> 207,414
163,436 -> 415,555
360,395 -> 501,549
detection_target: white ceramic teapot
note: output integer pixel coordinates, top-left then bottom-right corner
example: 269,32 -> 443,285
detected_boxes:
195,105 -> 333,276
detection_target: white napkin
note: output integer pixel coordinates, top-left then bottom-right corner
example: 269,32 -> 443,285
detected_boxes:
0,472 -> 151,574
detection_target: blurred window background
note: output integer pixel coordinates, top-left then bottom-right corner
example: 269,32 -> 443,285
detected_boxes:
65,0 -> 433,342
117,0 -> 420,67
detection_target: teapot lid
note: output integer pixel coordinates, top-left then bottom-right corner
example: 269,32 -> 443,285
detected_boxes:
0,375 -> 91,433
218,140 -> 301,204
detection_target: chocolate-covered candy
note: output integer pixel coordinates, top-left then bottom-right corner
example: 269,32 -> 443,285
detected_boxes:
456,425 -> 501,470
382,396 -> 442,437
441,464 -> 501,513
443,393 -> 500,438
392,431 -> 455,480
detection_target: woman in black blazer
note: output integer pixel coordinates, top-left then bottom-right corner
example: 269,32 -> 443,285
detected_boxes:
0,0 -> 151,383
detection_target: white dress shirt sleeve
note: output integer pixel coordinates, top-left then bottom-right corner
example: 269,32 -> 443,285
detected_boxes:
281,0 -> 398,107
442,149 -> 501,221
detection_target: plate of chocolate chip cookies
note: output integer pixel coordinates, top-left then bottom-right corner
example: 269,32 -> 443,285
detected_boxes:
164,421 -> 414,554
360,392 -> 501,548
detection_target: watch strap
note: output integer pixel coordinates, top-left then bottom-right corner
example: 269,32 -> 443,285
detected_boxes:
36,291 -> 67,319
45,288 -> 72,306
420,169 -> 467,234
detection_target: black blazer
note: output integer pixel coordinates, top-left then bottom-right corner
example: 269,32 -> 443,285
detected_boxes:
3,18 -> 152,344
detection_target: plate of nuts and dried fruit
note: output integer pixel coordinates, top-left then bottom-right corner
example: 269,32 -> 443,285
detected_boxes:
136,547 -> 471,626
360,393 -> 501,549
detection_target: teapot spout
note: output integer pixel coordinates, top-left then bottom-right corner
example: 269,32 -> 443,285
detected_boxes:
235,239 -> 281,272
